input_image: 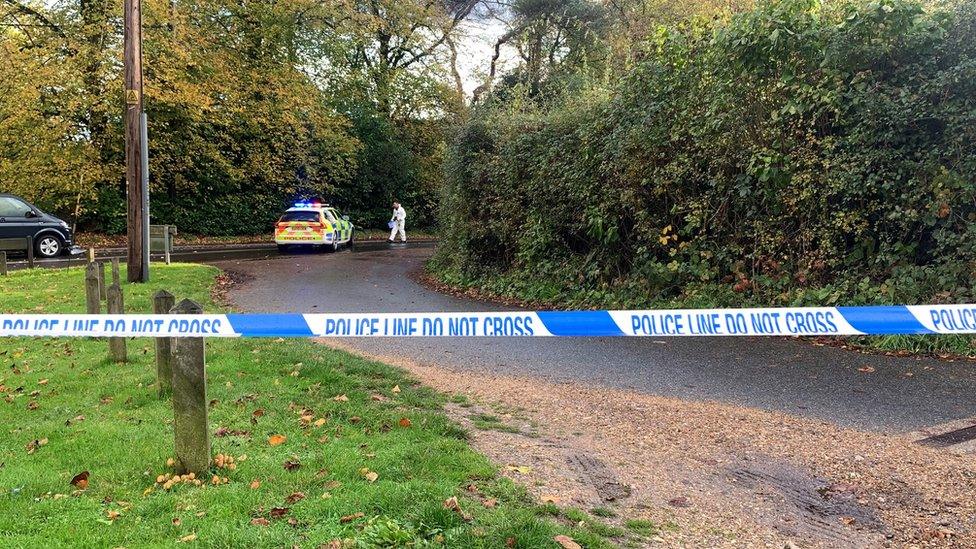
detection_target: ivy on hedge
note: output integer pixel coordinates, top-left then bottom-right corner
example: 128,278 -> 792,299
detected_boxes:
436,0 -> 976,308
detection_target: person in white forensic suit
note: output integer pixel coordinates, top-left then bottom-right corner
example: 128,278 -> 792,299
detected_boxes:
388,201 -> 407,243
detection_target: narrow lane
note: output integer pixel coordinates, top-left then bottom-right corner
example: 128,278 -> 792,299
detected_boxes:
216,244 -> 976,433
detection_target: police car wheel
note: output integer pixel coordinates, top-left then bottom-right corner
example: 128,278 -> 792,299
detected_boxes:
328,234 -> 339,253
276,244 -> 288,253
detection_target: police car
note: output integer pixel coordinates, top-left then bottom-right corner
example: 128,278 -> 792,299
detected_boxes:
274,202 -> 354,252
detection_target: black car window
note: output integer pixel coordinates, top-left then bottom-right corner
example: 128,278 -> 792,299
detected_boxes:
323,209 -> 338,223
0,197 -> 30,217
279,211 -> 320,223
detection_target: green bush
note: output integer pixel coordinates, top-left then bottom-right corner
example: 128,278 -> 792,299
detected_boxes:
436,0 -> 976,313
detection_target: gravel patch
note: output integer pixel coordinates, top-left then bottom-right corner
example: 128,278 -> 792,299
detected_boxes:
322,339 -> 976,548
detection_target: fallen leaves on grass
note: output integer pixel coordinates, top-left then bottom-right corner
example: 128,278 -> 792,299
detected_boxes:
178,533 -> 197,543
214,428 -> 249,439
105,510 -> 121,521
25,438 -> 48,454
270,507 -> 289,519
70,471 -> 89,489
398,417 -> 412,428
314,418 -> 327,427
358,467 -> 378,483
285,492 -> 305,504
250,517 -> 269,527
268,434 -> 287,446
554,535 -> 582,549
482,498 -> 497,508
340,512 -> 365,524
333,394 -> 349,402
505,465 -> 532,474
442,496 -> 473,522
391,385 -> 401,394
250,479 -> 261,490
66,415 -> 85,426
283,458 -> 301,471
540,495 -> 560,504
858,366 -> 876,373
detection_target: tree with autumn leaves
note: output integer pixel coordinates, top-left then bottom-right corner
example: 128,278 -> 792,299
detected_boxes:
1,0 -> 469,233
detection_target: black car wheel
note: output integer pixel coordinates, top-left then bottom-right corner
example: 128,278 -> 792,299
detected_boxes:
328,233 -> 339,253
36,234 -> 63,258
277,244 -> 289,253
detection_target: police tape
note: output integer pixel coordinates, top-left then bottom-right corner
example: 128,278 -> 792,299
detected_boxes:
1,305 -> 976,338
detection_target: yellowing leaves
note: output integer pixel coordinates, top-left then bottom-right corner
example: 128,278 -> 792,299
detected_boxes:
268,434 -> 287,446
359,467 -> 378,483
554,535 -> 582,549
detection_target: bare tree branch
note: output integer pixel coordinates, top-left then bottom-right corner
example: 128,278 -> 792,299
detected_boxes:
1,0 -> 65,38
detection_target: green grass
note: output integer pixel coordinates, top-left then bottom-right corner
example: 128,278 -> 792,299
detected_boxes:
624,519 -> 659,536
0,265 -> 609,548
468,413 -> 522,434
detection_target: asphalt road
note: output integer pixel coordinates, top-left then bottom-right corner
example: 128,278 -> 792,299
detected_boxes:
216,244 -> 976,433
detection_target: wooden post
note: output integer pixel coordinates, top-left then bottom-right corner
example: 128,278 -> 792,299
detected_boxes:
0,252 -> 6,276
97,261 -> 107,301
153,290 -> 175,397
163,225 -> 171,265
87,247 -> 96,263
111,258 -> 121,287
26,236 -> 34,269
107,283 -> 127,363
171,299 -> 209,474
84,262 -> 101,314
124,0 -> 148,283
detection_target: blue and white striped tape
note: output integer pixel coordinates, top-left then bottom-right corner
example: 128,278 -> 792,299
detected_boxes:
1,305 -> 975,338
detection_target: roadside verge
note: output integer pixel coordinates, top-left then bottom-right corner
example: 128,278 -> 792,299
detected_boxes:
323,339 -> 976,548
0,264 -> 601,547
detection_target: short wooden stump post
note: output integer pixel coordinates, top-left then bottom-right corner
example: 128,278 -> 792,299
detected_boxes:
84,263 -> 101,314
107,283 -> 126,363
97,261 -> 107,301
111,258 -> 121,287
171,299 -> 210,475
153,290 -> 175,398
0,251 -> 7,276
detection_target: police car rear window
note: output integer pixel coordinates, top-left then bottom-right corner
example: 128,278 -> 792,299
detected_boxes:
279,211 -> 320,222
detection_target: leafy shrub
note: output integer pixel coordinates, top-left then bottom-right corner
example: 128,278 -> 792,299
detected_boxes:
436,0 -> 976,312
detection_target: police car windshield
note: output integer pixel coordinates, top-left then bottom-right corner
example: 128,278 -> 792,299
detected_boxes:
279,211 -> 320,223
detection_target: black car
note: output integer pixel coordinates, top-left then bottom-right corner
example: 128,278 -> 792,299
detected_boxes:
0,193 -> 77,258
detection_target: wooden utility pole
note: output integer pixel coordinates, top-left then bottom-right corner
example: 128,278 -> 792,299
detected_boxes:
124,0 -> 148,282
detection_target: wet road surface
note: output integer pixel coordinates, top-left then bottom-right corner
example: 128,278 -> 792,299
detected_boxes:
215,244 -> 976,433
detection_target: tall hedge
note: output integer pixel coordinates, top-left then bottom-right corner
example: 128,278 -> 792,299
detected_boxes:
436,0 -> 976,308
